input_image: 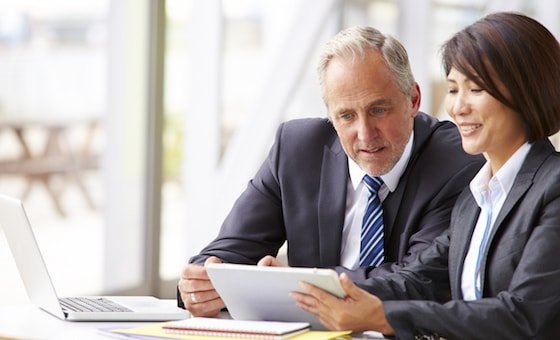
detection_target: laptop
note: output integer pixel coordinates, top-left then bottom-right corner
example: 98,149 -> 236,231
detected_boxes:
0,193 -> 188,321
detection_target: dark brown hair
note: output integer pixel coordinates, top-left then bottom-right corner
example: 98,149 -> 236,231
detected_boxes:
441,12 -> 560,142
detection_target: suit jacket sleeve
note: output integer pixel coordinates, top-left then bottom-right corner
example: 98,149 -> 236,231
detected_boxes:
189,123 -> 288,265
179,118 -> 342,307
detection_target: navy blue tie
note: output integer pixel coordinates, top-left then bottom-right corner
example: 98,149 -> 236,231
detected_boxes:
359,175 -> 385,267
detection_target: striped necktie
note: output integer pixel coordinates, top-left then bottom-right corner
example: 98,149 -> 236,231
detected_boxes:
359,175 -> 385,267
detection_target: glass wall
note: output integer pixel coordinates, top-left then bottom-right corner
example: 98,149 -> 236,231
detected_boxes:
159,0 -> 560,293
1,0 -> 558,305
0,0 -> 150,303
0,0 -> 109,304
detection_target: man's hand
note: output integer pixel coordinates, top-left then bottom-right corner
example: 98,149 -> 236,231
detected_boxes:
178,256 -> 225,317
257,255 -> 286,267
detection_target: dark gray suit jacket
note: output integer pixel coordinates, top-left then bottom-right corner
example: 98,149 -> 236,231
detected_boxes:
366,139 -> 560,339
189,113 -> 483,279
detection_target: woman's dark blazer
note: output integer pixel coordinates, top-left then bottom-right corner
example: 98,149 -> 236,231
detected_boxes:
367,139 -> 560,339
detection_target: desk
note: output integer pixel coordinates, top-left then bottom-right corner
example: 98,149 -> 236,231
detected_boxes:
0,118 -> 99,216
0,303 -> 386,340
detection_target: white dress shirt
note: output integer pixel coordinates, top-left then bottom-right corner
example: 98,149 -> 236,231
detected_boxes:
339,132 -> 414,269
461,142 -> 531,300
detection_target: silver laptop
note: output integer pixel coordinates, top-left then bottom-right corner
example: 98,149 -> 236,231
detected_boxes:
0,193 -> 188,321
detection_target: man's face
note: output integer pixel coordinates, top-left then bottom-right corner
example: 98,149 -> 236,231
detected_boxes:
325,50 -> 420,176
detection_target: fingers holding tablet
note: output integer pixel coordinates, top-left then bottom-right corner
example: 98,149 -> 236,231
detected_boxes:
179,257 -> 225,317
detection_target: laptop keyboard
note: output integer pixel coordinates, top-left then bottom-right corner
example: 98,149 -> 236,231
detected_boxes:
59,297 -> 132,313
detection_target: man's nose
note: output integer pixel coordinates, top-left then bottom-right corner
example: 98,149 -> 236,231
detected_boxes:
357,118 -> 378,141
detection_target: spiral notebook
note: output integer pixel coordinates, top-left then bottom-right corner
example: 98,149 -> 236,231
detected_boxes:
162,317 -> 310,339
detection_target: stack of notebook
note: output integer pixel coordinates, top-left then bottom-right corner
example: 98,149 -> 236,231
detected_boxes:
163,318 -> 309,339
107,317 -> 352,339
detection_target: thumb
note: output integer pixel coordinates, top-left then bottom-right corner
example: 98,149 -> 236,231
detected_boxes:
257,255 -> 283,267
205,256 -> 222,266
339,273 -> 363,299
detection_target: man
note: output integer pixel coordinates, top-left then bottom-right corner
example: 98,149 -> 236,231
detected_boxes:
178,26 -> 484,317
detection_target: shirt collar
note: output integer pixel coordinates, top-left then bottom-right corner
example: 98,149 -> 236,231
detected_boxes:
469,142 -> 531,206
349,131 -> 414,192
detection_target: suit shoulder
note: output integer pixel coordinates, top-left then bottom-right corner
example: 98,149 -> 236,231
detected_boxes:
278,118 -> 337,143
534,151 -> 560,179
281,117 -> 332,132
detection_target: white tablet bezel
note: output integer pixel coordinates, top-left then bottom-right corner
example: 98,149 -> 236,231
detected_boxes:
206,263 -> 346,329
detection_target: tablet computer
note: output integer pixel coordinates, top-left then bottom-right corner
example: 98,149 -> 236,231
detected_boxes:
206,263 -> 346,329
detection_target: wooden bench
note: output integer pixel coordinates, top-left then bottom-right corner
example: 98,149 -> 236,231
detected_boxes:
0,118 -> 100,216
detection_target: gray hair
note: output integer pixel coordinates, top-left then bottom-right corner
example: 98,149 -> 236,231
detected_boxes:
317,26 -> 415,102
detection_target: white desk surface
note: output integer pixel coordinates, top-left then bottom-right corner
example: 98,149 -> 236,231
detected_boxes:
0,301 -> 179,340
0,302 -> 387,340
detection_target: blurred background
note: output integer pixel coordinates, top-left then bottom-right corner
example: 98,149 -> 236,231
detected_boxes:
1,0 -> 558,305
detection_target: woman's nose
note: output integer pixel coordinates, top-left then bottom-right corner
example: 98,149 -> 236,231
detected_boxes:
449,92 -> 470,117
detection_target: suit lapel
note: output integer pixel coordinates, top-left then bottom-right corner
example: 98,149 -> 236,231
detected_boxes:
482,141 -> 552,252
317,140 -> 348,266
449,197 -> 479,299
382,176 -> 407,240
488,174 -> 532,239
478,140 -> 553,292
384,114 -> 432,240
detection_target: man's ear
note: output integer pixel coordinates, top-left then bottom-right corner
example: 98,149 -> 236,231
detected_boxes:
410,82 -> 421,112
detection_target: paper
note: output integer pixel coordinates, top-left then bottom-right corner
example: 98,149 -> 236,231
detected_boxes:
110,322 -> 351,340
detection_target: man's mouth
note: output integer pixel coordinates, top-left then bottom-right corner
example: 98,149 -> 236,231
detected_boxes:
361,146 -> 384,154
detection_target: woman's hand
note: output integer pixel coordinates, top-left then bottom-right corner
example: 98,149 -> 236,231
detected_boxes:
290,273 -> 394,335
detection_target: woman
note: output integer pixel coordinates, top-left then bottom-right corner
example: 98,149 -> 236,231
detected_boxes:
291,12 -> 560,339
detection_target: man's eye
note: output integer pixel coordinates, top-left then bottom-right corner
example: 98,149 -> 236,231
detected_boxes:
370,107 -> 387,115
447,88 -> 457,94
339,113 -> 353,121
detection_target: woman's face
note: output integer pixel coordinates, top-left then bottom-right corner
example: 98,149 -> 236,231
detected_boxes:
445,67 -> 527,173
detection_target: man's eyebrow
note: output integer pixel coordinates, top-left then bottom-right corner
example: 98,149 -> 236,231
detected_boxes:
331,98 -> 393,116
367,98 -> 392,106
331,108 -> 351,116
